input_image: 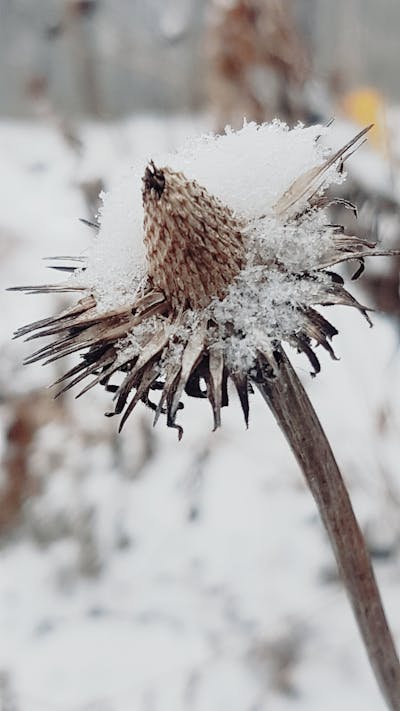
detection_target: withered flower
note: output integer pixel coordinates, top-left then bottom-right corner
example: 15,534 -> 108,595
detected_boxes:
10,122 -> 400,708
10,124 -> 387,435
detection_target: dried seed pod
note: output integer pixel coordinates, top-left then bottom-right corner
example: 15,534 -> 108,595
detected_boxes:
142,163 -> 245,309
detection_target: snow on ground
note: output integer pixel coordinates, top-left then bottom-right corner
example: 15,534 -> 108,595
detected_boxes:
0,116 -> 400,711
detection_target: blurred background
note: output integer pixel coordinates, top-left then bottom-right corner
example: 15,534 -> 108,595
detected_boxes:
1,1 -> 400,709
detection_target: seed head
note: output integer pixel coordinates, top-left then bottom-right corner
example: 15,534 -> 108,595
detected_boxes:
10,122 -> 395,436
142,162 -> 245,310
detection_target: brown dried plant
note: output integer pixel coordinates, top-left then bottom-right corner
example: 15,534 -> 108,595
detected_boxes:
206,0 -> 310,129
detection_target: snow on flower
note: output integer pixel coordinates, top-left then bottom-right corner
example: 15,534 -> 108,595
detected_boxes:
11,120 -> 389,435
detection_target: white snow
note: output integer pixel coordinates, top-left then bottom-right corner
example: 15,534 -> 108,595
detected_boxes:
83,121 -> 338,310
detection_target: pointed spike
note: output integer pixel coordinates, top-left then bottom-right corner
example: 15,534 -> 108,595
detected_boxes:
303,307 -> 338,340
7,284 -> 85,294
316,248 -> 399,272
207,348 -> 224,430
54,354 -> 115,398
169,328 -> 205,423
115,328 -> 170,408
22,308 -> 113,340
221,369 -> 229,408
114,370 -> 141,415
153,359 -> 182,428
325,270 -> 344,286
294,335 -> 321,377
50,359 -> 88,386
153,391 -> 167,428
184,368 -> 207,398
320,283 -> 373,326
351,260 -> 365,280
46,265 -> 80,273
13,296 -> 96,339
313,197 -> 358,217
42,256 -> 86,262
79,217 -> 100,230
118,364 -> 160,431
42,339 -> 96,365
302,310 -> 339,361
39,315 -> 142,366
23,335 -> 75,364
231,373 -> 250,428
274,125 -> 373,218
75,359 -> 125,398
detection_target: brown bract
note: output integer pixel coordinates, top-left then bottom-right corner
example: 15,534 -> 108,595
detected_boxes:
142,163 -> 245,310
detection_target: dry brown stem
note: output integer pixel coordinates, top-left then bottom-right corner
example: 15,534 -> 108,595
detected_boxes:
257,346 -> 400,710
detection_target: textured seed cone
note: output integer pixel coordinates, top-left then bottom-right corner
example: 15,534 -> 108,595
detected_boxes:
142,163 -> 245,310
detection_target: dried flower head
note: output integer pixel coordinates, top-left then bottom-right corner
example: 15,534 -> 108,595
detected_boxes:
11,122 -> 392,437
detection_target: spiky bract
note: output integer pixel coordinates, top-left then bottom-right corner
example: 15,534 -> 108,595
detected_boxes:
11,125 -> 393,436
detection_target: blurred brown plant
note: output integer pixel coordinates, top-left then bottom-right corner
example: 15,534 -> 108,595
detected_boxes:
0,391 -> 64,534
206,0 -> 310,130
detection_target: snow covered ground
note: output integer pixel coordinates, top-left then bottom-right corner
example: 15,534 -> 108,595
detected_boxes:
1,115 -> 400,711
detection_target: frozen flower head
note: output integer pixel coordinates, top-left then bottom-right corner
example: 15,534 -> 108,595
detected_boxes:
12,122 -> 391,436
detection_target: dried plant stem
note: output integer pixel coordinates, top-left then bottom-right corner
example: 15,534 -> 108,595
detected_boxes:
257,347 -> 400,711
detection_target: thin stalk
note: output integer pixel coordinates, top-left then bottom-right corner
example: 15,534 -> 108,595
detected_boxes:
256,346 -> 400,711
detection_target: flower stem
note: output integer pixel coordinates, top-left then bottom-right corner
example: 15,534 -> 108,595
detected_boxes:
256,346 -> 400,710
